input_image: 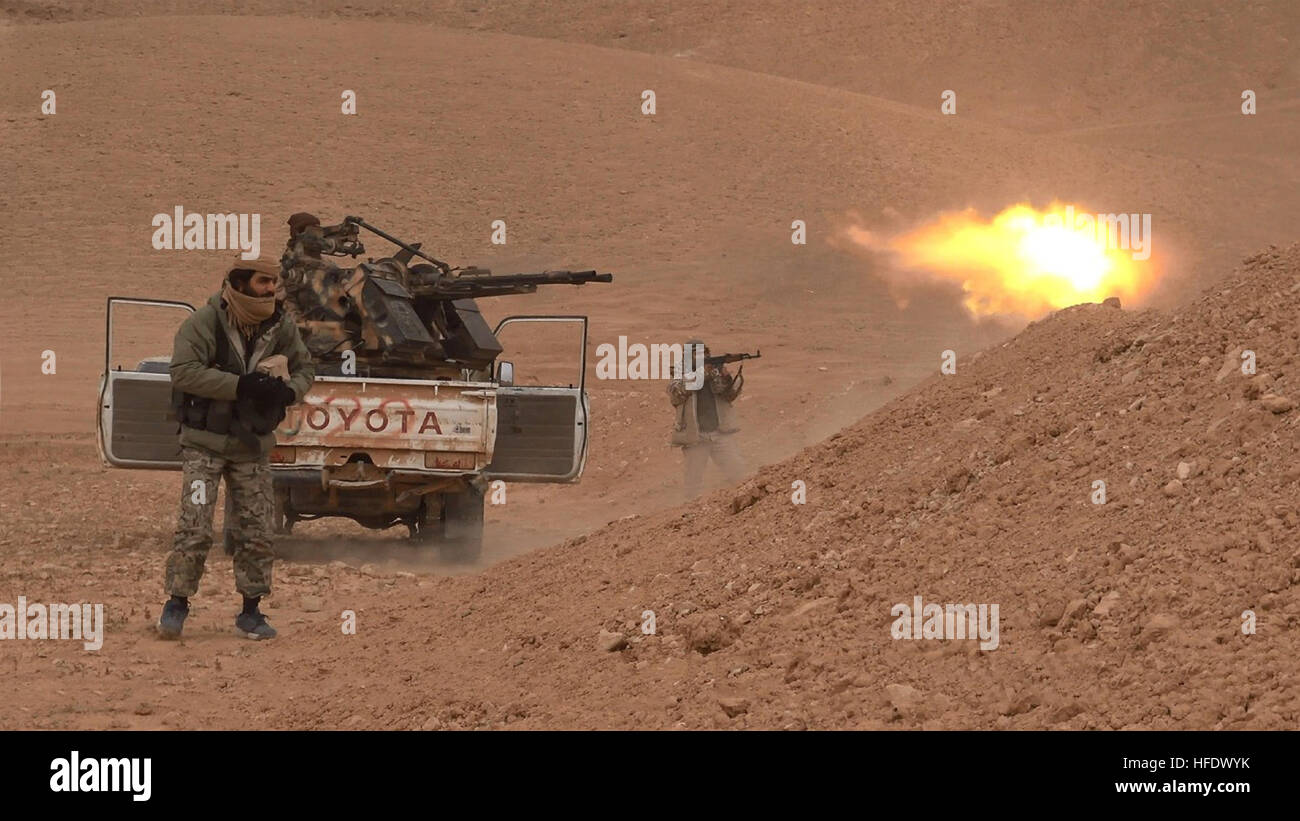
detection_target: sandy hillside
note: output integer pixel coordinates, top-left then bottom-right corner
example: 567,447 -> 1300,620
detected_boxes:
8,1 -> 1298,129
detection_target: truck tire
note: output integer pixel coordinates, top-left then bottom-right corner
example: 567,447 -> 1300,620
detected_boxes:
422,486 -> 484,564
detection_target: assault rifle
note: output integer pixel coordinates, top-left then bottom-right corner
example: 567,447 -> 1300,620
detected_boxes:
704,350 -> 761,367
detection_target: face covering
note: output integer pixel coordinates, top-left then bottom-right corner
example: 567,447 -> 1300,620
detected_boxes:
222,277 -> 275,339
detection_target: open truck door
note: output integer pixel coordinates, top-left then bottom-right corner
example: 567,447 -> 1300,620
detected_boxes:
96,297 -> 195,469
486,315 -> 590,482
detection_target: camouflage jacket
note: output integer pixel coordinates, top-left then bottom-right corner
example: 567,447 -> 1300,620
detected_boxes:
667,369 -> 742,446
170,291 -> 315,460
280,236 -> 337,286
278,237 -> 344,316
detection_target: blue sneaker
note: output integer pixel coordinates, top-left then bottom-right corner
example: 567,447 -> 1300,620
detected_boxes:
235,610 -> 277,640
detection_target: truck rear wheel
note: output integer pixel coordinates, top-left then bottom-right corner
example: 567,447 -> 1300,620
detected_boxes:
414,486 -> 484,564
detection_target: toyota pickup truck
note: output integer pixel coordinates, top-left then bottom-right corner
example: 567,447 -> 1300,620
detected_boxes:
97,297 -> 592,563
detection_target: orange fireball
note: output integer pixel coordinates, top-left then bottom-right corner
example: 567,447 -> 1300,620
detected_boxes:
842,203 -> 1161,318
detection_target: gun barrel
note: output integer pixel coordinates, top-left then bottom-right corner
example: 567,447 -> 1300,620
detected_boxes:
344,215 -> 450,271
704,350 -> 761,365
410,269 -> 615,298
460,269 -> 613,283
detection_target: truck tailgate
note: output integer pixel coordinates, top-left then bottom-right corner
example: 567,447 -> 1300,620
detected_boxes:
277,376 -> 496,472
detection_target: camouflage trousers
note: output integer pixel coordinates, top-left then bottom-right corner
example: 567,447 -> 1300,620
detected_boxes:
681,432 -> 746,499
165,446 -> 275,598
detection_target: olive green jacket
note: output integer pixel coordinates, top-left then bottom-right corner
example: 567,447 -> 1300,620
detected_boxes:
169,292 -> 315,460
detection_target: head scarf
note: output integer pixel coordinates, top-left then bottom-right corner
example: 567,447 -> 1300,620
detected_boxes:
222,256 -> 281,339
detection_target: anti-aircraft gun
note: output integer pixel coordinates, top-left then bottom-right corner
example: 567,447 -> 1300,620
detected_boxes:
283,215 -> 613,380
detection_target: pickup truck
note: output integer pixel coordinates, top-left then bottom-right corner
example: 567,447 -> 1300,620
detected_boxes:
96,297 -> 592,563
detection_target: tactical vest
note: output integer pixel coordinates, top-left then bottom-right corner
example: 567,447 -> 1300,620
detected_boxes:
171,310 -> 237,436
170,310 -> 288,447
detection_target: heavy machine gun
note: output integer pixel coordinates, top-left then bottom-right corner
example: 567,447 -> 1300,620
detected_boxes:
282,216 -> 612,379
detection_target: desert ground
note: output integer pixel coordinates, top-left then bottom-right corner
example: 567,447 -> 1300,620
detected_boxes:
0,1 -> 1297,728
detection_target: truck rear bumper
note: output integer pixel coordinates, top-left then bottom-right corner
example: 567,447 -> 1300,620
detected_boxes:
273,464 -> 477,493
271,467 -> 478,522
